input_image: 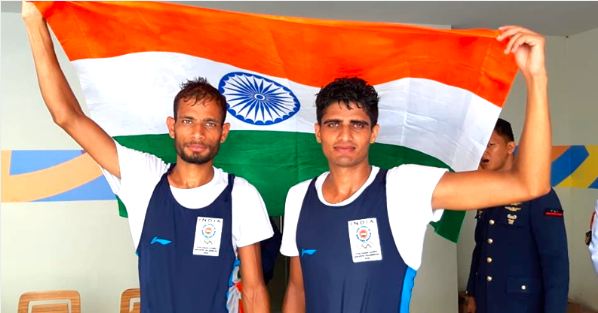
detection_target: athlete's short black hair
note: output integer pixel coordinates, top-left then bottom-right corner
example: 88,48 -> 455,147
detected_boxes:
315,77 -> 379,126
173,77 -> 227,122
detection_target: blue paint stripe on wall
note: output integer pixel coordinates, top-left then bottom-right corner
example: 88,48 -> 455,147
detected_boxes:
590,177 -> 598,189
10,150 -> 84,175
34,175 -> 115,202
399,267 -> 417,313
551,146 -> 588,186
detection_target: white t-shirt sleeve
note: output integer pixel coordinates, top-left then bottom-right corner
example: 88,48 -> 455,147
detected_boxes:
590,200 -> 598,274
280,180 -> 312,257
386,164 -> 447,270
231,178 -> 274,249
101,142 -> 169,249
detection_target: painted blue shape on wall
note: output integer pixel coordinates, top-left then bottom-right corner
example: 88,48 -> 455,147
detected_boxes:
551,146 -> 589,186
35,175 -> 116,202
590,177 -> 598,189
10,150 -> 84,175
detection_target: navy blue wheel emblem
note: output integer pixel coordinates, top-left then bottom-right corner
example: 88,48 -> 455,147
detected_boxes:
219,72 -> 300,125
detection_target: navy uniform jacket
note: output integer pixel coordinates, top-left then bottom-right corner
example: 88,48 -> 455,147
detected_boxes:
466,189 -> 569,313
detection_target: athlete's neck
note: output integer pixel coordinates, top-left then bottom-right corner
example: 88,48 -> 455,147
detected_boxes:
322,163 -> 372,204
501,155 -> 515,172
168,160 -> 214,189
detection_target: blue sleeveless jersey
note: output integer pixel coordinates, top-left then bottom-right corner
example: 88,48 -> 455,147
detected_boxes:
137,167 -> 236,313
297,169 -> 416,313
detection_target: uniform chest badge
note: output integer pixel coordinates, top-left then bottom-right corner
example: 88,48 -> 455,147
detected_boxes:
504,203 -> 521,225
505,203 -> 522,212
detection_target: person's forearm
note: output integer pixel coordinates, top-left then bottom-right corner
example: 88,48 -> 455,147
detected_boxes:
282,285 -> 305,313
23,10 -> 84,126
242,284 -> 270,313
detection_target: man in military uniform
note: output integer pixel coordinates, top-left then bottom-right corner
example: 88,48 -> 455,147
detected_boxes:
464,119 -> 569,313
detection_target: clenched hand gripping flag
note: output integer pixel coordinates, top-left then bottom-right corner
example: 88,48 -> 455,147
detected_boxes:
35,1 -> 518,243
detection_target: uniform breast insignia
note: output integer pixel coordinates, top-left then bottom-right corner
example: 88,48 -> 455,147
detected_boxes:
505,204 -> 521,224
505,203 -> 522,212
544,208 -> 564,217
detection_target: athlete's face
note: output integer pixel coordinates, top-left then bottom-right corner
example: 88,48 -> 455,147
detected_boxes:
167,98 -> 230,165
479,131 -> 515,171
315,101 -> 379,169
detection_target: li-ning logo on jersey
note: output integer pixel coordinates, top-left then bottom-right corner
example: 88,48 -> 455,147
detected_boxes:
218,72 -> 300,125
301,249 -> 317,257
150,236 -> 172,246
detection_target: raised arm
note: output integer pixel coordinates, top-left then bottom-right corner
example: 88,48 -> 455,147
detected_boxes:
22,2 -> 120,177
432,26 -> 550,210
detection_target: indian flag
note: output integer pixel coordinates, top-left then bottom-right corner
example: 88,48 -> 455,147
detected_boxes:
36,1 -> 518,242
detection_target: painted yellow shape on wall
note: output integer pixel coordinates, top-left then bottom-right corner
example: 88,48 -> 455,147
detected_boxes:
1,151 -> 102,202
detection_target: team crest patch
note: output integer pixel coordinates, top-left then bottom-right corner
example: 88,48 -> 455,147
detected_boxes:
193,217 -> 224,256
356,225 -> 372,244
202,224 -> 217,240
218,72 -> 300,125
348,218 -> 382,263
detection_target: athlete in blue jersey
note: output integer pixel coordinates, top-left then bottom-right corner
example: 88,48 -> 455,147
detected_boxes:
23,3 -> 272,313
281,26 -> 552,313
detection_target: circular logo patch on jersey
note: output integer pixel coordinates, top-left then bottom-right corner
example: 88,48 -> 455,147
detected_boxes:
356,226 -> 372,242
202,224 -> 217,239
219,72 -> 300,125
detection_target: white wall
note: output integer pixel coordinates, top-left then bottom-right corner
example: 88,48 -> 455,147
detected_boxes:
457,28 -> 598,310
1,7 -> 457,313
